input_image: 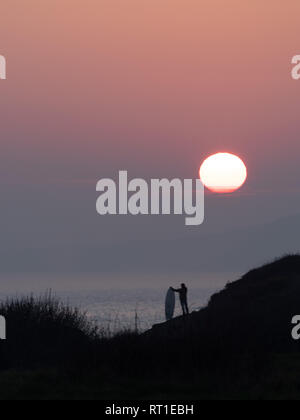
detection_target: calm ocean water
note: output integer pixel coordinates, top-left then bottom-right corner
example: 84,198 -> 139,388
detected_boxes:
57,288 -> 216,331
0,287 -> 217,332
0,272 -> 238,332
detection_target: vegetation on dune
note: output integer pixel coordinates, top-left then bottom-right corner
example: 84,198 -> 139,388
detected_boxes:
0,293 -> 99,370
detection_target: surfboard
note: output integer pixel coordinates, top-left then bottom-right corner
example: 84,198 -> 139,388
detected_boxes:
165,288 -> 176,321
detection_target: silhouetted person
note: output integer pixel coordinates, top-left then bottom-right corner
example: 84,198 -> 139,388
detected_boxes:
172,283 -> 189,316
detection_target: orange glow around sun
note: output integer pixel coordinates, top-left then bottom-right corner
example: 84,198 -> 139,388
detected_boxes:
199,153 -> 247,193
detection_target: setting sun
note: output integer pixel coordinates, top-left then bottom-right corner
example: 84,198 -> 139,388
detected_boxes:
200,153 -> 247,193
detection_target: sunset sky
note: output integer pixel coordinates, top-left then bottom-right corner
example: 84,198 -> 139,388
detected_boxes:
1,1 -> 300,284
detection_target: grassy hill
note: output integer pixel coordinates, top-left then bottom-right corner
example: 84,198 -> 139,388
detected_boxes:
1,255 -> 300,399
149,254 -> 300,353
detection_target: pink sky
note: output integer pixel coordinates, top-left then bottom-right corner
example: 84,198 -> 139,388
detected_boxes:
0,1 -> 300,276
0,1 -> 299,185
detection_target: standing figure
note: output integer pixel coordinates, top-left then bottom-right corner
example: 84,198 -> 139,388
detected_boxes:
172,283 -> 189,316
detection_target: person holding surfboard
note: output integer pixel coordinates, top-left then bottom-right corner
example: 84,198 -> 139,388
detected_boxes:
172,284 -> 189,316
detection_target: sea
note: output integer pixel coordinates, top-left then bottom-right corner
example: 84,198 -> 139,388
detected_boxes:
0,272 -> 239,332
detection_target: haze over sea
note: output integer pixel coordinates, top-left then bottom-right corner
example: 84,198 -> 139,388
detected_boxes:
0,272 -> 238,331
